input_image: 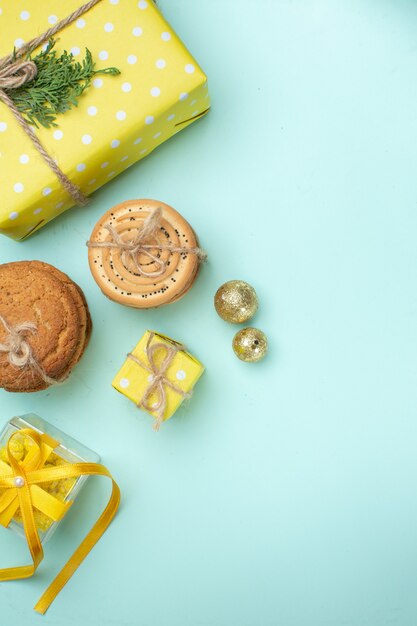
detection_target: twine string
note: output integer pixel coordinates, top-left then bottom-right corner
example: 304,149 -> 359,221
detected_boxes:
0,89 -> 88,206
0,315 -> 61,386
0,0 -> 105,206
87,207 -> 207,278
0,60 -> 37,89
127,332 -> 192,431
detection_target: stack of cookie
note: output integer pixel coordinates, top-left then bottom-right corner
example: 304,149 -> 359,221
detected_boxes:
0,261 -> 91,392
87,199 -> 206,309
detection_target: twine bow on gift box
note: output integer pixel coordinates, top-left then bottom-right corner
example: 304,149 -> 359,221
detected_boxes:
128,332 -> 193,430
0,428 -> 120,615
87,207 -> 207,278
0,0 -> 117,206
0,60 -> 38,90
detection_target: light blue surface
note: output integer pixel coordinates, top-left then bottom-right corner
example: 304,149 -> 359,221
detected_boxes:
1,1 -> 417,624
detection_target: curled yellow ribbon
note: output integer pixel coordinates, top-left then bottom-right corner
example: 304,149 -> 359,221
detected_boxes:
0,429 -> 120,615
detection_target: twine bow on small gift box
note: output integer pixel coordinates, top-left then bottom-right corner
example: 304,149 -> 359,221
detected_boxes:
113,331 -> 205,430
0,428 -> 120,615
129,332 -> 193,431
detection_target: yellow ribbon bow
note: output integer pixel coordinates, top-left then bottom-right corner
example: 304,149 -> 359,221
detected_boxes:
0,429 -> 120,615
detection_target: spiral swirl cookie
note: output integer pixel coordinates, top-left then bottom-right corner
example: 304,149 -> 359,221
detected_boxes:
0,261 -> 91,392
87,199 -> 206,308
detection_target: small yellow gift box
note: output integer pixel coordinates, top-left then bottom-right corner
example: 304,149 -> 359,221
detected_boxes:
0,0 -> 209,241
113,330 -> 204,428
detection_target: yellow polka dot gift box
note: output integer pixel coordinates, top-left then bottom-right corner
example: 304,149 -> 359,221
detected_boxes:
0,0 -> 210,241
112,330 -> 205,430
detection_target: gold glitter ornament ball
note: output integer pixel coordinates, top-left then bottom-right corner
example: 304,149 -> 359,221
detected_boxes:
233,327 -> 268,362
214,280 -> 258,324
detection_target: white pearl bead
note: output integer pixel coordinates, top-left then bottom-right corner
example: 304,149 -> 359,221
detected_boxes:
14,476 -> 25,488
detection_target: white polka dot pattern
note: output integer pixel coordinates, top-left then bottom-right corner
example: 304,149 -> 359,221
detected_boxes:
0,0 -> 210,240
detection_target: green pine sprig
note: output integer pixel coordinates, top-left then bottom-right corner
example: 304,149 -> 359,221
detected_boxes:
7,39 -> 120,128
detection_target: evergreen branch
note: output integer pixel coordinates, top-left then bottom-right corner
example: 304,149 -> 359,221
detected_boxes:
6,40 -> 120,128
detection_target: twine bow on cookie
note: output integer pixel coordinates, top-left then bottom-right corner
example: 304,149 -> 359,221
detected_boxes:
0,315 -> 61,387
0,428 -> 120,615
0,0 -> 106,206
87,207 -> 207,278
128,332 -> 192,430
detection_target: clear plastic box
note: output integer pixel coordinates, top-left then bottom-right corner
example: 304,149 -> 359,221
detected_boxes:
0,414 -> 100,544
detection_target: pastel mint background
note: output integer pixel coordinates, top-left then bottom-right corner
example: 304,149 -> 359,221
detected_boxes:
1,0 -> 417,624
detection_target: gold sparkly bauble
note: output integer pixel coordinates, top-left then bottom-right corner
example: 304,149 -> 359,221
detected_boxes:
214,280 -> 258,324
232,327 -> 268,363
